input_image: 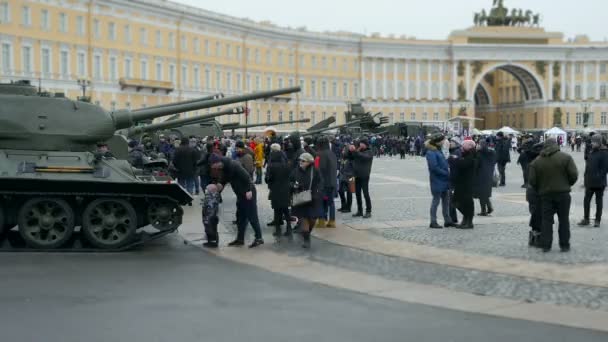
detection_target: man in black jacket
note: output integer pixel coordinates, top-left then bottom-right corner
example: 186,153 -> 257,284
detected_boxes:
494,132 -> 511,186
317,137 -> 338,228
172,138 -> 198,195
349,137 -> 374,218
209,154 -> 264,248
578,135 -> 608,228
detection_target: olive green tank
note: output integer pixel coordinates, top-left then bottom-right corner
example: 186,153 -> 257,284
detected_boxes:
0,80 -> 300,250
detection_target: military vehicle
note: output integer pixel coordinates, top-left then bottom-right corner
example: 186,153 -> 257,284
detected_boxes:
222,118 -> 311,134
301,120 -> 362,137
0,80 -> 300,250
131,93 -> 224,123
306,116 -> 336,131
342,103 -> 389,136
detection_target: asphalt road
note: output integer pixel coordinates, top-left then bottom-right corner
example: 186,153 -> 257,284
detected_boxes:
0,235 -> 606,342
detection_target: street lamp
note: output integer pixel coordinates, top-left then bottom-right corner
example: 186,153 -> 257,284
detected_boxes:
581,102 -> 591,128
77,78 -> 91,102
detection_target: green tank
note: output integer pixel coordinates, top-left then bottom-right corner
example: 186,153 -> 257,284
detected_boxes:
0,80 -> 300,250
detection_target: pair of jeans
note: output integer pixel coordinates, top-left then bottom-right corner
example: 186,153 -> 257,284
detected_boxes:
322,187 -> 336,221
235,188 -> 263,241
497,162 -> 507,185
540,193 -> 571,249
338,180 -> 352,210
583,187 -> 605,221
255,167 -> 263,184
355,176 -> 372,213
178,176 -> 196,194
200,175 -> 210,193
430,191 -> 452,225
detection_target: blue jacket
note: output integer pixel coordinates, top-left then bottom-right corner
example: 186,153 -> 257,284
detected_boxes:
425,141 -> 450,193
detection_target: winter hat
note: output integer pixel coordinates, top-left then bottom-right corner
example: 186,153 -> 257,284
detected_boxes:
270,143 -> 281,152
462,140 -> 476,152
128,140 -> 138,148
430,133 -> 445,144
591,134 -> 603,145
299,152 -> 314,162
235,141 -> 245,148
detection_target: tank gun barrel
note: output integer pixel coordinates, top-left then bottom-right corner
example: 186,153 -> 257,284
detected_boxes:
130,93 -> 224,115
128,107 -> 244,135
223,118 -> 311,130
302,120 -> 361,137
112,87 -> 301,129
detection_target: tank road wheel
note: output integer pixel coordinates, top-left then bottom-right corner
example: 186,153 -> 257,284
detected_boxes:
17,198 -> 75,249
147,200 -> 183,231
82,199 -> 137,249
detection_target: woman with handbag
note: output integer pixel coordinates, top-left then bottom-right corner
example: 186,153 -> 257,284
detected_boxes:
290,152 -> 323,249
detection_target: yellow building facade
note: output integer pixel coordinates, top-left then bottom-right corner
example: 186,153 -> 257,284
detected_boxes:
1,0 -> 608,133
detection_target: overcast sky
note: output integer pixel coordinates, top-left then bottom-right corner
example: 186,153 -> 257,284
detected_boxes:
172,0 -> 605,41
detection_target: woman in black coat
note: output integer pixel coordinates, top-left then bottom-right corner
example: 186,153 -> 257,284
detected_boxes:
338,146 -> 354,213
290,152 -> 323,248
452,140 -> 478,229
265,150 -> 292,237
474,140 -> 497,216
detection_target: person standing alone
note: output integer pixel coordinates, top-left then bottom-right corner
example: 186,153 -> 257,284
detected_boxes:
495,132 -> 511,186
529,138 -> 578,252
349,138 -> 373,218
578,135 -> 608,228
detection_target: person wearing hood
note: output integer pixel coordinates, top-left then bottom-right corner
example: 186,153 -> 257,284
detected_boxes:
517,135 -> 536,188
349,137 -> 374,218
529,138 -> 578,252
317,136 -> 338,228
474,139 -> 497,216
578,134 -> 608,228
494,131 -> 511,186
127,140 -> 146,169
426,134 -> 455,229
451,139 -> 478,229
235,140 -> 255,178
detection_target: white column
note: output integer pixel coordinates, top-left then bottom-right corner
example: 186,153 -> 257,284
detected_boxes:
371,58 -> 376,99
439,61 -> 444,99
361,58 -> 366,99
548,61 -> 554,101
393,60 -> 398,99
405,60 -> 410,99
415,59 -> 420,100
596,60 -> 601,100
452,61 -> 458,100
560,62 -> 566,100
465,60 -> 471,100
383,59 -> 387,99
583,62 -> 588,100
427,60 -> 432,100
570,61 -> 575,100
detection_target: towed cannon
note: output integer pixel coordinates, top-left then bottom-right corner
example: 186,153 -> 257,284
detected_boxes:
0,80 -> 300,250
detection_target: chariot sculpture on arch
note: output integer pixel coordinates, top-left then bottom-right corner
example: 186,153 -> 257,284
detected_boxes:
474,0 -> 541,27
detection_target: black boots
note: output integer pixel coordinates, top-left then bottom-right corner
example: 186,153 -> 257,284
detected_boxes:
249,239 -> 264,248
456,217 -> 474,229
302,232 -> 311,249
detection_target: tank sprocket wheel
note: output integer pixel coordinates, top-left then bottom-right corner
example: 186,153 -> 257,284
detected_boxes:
82,198 -> 137,249
147,200 -> 183,231
17,198 -> 75,249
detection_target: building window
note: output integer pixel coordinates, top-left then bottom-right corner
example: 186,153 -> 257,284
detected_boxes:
400,113 -> 405,121
265,50 -> 272,65
94,55 -> 102,80
236,46 -> 241,60
21,46 -> 31,74
354,82 -> 359,98
21,6 -> 30,26
167,33 -> 175,49
236,73 -> 242,91
182,65 -> 188,87
155,30 -> 162,48
77,51 -> 85,76
226,44 -> 231,59
155,62 -> 162,81
60,50 -> 68,78
576,112 -> 582,126
575,63 -> 583,74
215,70 -> 221,89
255,75 -> 261,90
332,81 -> 337,98
422,112 -> 428,121
267,110 -> 271,122
566,112 -> 570,126
193,38 -> 200,54
125,58 -> 132,78
602,112 -> 607,126
300,111 -> 305,120
0,2 -> 10,23
193,66 -> 200,88
255,49 -> 260,63
278,78 -> 283,89
110,57 -> 117,81
266,76 -> 272,90
180,36 -> 187,51
278,111 -> 283,122
602,63 -> 608,74
226,72 -> 232,91
299,79 -> 305,96
204,40 -> 210,55
321,57 -> 327,69
93,19 -> 100,38
433,112 -> 439,121
411,112 -> 416,120
108,22 -> 116,40
41,47 -> 51,75
139,28 -> 147,46
215,41 -> 221,57
311,111 -> 316,124
322,81 -> 327,98
575,84 -> 582,99
169,64 -> 175,83
299,55 -> 305,68
140,60 -> 148,80
289,111 -> 294,121
76,16 -> 84,35
41,9 -> 50,30
311,80 -> 316,97
311,56 -> 317,68
124,24 -> 131,43
322,112 -> 327,120
343,82 -> 348,97
389,113 -> 394,124
602,85 -> 607,99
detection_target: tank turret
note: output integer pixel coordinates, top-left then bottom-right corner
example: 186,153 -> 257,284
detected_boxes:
0,82 -> 300,151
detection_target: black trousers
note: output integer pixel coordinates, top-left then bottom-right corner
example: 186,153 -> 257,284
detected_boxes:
540,193 -> 571,249
338,180 -> 352,210
479,197 -> 493,213
528,193 -> 542,232
235,188 -> 263,241
273,207 -> 291,228
521,163 -> 529,185
497,162 -> 507,185
449,190 -> 458,223
583,187 -> 605,221
204,217 -> 219,243
456,197 -> 474,223
355,176 -> 372,213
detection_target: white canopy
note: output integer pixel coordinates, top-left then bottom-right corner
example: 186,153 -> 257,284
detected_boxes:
480,129 -> 495,135
264,126 -> 277,133
470,128 -> 482,136
498,126 -> 520,135
545,127 -> 566,135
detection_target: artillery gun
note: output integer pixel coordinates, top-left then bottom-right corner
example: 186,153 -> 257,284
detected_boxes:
222,118 -> 311,134
343,103 -> 389,136
301,120 -> 362,137
0,80 -> 300,250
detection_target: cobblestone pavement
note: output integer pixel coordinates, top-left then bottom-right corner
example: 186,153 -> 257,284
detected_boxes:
193,149 -> 608,312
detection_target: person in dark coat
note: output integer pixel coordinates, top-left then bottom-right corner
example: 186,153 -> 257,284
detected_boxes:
290,153 -> 323,249
349,137 -> 373,218
452,140 -> 478,229
316,137 -> 338,228
338,146 -> 354,213
172,138 -> 198,195
474,140 -> 497,216
426,134 -> 454,229
526,142 -> 544,247
209,154 -> 264,248
447,138 -> 462,224
578,134 -> 608,227
127,140 -> 146,169
266,150 -> 293,238
517,135 -> 536,188
494,132 -> 511,186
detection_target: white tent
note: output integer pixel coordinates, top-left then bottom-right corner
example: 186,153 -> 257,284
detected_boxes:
470,128 -> 482,136
480,129 -> 495,136
498,126 -> 520,135
545,127 -> 567,146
